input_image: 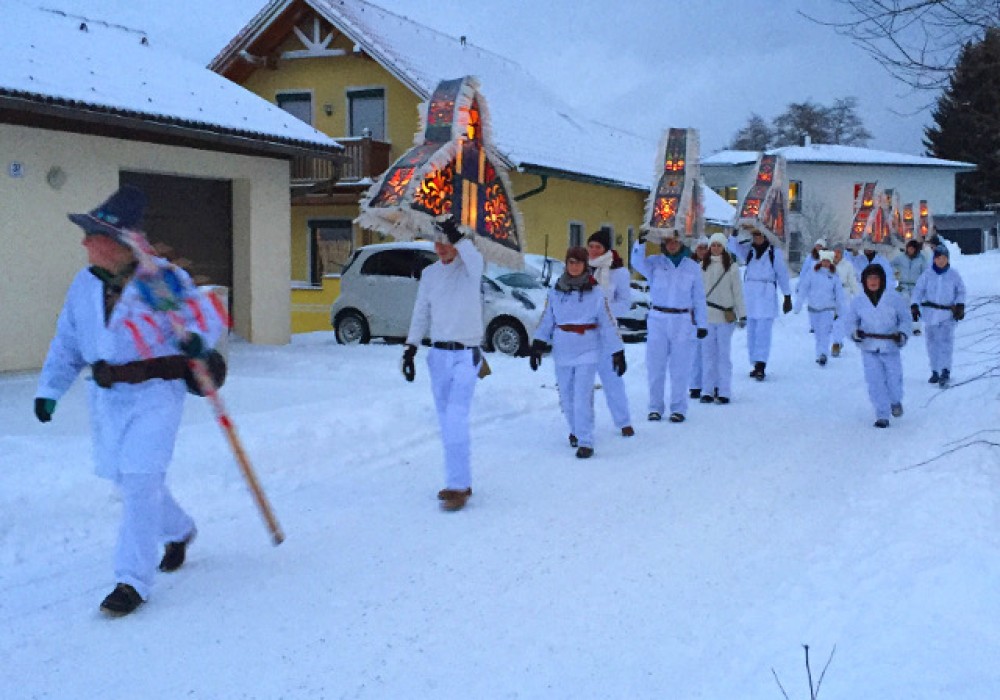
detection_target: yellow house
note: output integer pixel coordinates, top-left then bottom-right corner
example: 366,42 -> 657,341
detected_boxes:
210,0 -> 658,333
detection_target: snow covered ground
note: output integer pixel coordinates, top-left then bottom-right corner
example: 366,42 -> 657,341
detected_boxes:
2,246 -> 999,699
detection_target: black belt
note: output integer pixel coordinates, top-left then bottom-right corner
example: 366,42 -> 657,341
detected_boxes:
91,356 -> 188,388
862,332 -> 901,340
921,301 -> 952,310
432,341 -> 469,350
652,305 -> 690,314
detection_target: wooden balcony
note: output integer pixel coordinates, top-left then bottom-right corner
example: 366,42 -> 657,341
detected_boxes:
290,136 -> 391,186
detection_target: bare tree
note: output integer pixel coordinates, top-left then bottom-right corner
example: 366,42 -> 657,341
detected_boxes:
772,101 -> 832,146
826,97 -> 874,146
802,1 -> 1000,91
728,113 -> 775,150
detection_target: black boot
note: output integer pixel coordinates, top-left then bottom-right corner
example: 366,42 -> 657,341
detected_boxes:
928,371 -> 940,384
100,583 -> 144,616
159,529 -> 196,573
690,388 -> 701,399
750,361 -> 766,381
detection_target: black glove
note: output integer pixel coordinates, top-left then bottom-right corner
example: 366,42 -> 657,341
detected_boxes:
696,328 -> 708,340
894,332 -> 907,348
952,303 -> 965,321
612,350 -> 626,377
911,304 -> 921,322
34,397 -> 56,423
437,216 -> 463,245
92,360 -> 118,388
179,333 -> 205,358
401,344 -> 416,382
782,295 -> 793,314
529,339 -> 547,372
737,317 -> 747,329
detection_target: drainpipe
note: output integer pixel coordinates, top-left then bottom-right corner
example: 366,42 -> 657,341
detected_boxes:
514,174 -> 548,202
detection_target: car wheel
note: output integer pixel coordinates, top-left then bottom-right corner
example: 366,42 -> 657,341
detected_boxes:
334,310 -> 371,345
488,318 -> 527,356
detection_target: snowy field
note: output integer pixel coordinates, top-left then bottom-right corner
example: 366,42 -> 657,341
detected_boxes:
2,245 -> 999,699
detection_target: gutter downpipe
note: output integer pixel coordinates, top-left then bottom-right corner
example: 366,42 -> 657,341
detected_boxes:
514,173 -> 548,202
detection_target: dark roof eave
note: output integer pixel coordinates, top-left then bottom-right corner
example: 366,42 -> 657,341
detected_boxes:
518,163 -> 647,192
0,92 -> 343,159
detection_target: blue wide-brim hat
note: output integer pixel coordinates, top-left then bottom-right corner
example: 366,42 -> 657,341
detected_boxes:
68,185 -> 147,240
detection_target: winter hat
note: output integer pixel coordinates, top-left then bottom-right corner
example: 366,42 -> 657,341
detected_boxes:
818,250 -> 835,263
68,185 -> 147,241
587,229 -> 612,253
814,237 -> 828,249
565,246 -> 589,264
905,239 -> 921,252
832,243 -> 845,252
435,215 -> 462,241
862,263 -> 886,288
709,232 -> 728,248
695,235 -> 710,248
933,243 -> 950,258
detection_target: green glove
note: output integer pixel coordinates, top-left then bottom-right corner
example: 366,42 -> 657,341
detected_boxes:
34,397 -> 57,423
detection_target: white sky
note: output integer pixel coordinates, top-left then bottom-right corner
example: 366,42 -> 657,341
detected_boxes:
38,0 -> 937,155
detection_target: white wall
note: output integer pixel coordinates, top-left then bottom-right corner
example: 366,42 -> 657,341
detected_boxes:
0,124 -> 292,372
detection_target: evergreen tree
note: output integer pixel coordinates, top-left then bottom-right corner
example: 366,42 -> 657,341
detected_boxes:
728,113 -> 774,150
924,27 -> 1000,211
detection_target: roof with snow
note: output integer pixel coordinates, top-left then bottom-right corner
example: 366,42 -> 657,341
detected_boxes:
0,2 -> 342,156
702,144 -> 974,169
211,0 -> 657,190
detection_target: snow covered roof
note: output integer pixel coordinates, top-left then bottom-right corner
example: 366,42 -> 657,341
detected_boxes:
0,2 -> 342,156
703,144 -> 974,169
212,0 -> 654,190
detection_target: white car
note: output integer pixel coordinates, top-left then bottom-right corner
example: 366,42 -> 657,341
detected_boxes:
330,241 -> 542,355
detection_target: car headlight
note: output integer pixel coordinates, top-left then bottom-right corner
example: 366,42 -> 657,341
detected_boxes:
512,289 -> 535,309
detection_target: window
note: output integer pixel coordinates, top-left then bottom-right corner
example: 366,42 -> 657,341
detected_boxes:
597,224 -> 615,248
309,219 -> 353,283
788,231 -> 803,264
789,181 -> 803,212
359,249 -> 435,278
712,185 -> 739,206
569,222 -> 584,247
277,92 -> 312,126
348,88 -> 385,140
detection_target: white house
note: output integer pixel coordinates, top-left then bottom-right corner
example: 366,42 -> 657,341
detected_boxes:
701,144 -> 975,265
0,4 -> 343,372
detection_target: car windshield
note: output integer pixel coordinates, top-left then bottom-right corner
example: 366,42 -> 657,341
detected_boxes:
494,272 -> 545,289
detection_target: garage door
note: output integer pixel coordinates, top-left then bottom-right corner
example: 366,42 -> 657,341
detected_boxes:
120,171 -> 233,287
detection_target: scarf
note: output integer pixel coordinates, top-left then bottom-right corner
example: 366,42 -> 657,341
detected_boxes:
589,250 -> 613,290
555,269 -> 594,293
664,245 -> 689,267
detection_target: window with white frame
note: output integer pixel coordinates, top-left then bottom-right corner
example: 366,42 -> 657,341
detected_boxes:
277,92 -> 312,126
569,222 -> 584,248
347,88 -> 385,140
310,219 -> 354,284
789,181 -> 803,212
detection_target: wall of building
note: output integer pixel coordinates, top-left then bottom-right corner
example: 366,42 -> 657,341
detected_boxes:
0,123 -> 292,372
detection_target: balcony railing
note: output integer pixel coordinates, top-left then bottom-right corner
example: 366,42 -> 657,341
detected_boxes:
291,137 -> 392,185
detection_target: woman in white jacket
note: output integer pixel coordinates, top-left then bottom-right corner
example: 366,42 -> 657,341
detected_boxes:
587,230 -> 634,436
793,250 -> 846,366
699,233 -> 746,404
830,244 -> 859,357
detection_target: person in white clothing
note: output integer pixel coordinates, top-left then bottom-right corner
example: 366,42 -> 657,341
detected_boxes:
830,244 -> 859,357
689,236 -> 710,399
892,240 -> 928,336
402,217 -> 485,511
632,232 -> 708,423
698,233 -> 746,404
35,186 -> 225,616
793,250 -> 846,366
587,229 -> 634,437
531,246 -> 625,458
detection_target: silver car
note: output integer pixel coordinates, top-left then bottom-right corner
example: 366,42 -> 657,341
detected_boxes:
331,241 -> 543,355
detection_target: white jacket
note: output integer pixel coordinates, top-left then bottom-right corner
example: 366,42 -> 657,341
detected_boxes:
406,239 -> 485,348
36,260 -> 226,478
533,283 -> 623,366
701,255 -> 746,324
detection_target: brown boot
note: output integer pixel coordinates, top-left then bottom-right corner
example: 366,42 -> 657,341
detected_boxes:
438,488 -> 471,511
831,343 -> 841,357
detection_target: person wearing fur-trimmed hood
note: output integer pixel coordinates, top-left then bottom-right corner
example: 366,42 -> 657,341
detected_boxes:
892,239 -> 929,337
698,233 -> 746,404
632,232 -> 708,423
34,186 -> 226,616
793,250 -> 846,366
911,243 -> 966,387
587,229 -> 634,437
530,247 -> 625,458
844,264 -> 910,428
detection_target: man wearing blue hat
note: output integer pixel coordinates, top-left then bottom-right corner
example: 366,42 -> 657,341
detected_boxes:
912,242 -> 966,387
34,186 -> 225,616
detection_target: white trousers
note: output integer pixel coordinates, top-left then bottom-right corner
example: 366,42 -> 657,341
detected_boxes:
596,353 -> 631,428
924,321 -> 955,374
861,350 -> 904,420
746,318 -> 774,364
701,322 -> 735,398
646,315 -> 694,415
114,472 -> 194,599
427,348 -> 479,490
690,340 -> 703,391
556,363 -> 598,447
809,309 -> 835,359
